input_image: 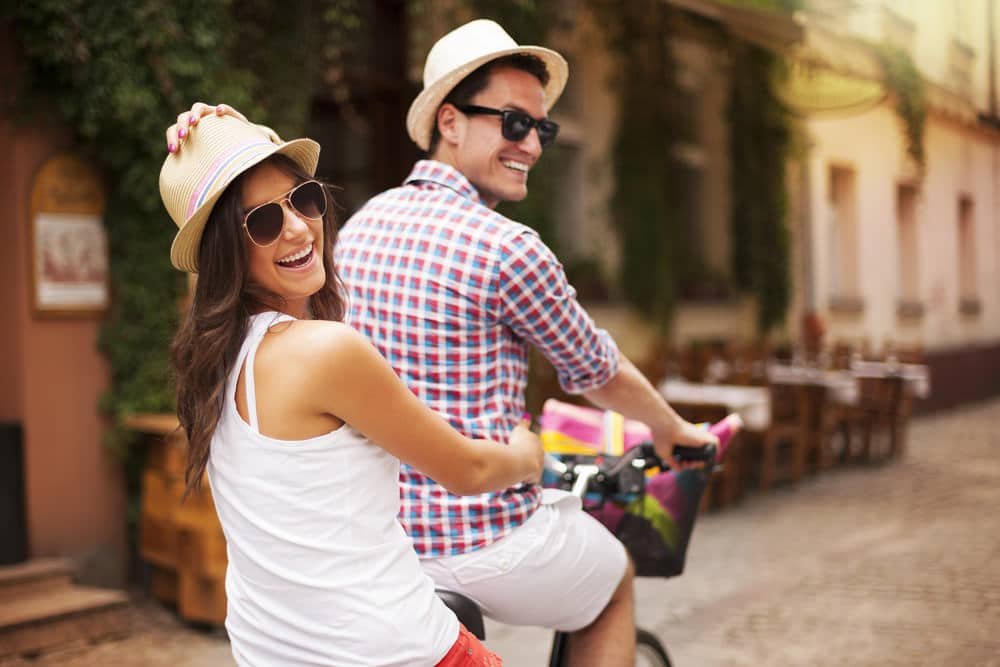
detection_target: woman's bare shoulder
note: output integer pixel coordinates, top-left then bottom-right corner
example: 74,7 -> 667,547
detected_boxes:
263,319 -> 374,370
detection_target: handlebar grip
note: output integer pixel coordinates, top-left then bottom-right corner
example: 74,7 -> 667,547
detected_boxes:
671,443 -> 717,464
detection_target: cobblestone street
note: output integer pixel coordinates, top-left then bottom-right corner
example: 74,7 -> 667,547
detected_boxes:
5,397 -> 999,666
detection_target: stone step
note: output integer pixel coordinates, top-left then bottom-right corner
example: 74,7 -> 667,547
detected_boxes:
0,585 -> 130,658
0,558 -> 75,599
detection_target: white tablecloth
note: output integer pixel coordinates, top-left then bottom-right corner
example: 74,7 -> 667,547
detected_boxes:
766,364 -> 859,405
849,361 -> 931,399
658,378 -> 771,431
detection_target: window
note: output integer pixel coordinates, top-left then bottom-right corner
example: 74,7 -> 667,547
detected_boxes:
896,184 -> 922,317
957,195 -> 980,314
671,38 -> 729,301
308,1 -> 415,218
828,166 -> 861,311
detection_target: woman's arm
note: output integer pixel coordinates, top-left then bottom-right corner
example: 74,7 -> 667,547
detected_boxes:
303,322 -> 544,495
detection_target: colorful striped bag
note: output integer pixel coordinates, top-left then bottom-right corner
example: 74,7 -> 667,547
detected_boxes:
539,399 -> 738,578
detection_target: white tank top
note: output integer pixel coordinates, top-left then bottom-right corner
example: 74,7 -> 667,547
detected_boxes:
207,312 -> 458,666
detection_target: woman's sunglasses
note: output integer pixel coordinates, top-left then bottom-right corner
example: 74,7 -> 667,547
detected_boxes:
456,105 -> 560,148
242,180 -> 327,247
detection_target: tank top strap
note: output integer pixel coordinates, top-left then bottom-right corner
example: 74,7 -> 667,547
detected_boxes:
240,311 -> 296,434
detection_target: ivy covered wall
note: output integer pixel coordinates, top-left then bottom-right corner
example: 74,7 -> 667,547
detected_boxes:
9,1 -> 334,532
9,0 -> 803,461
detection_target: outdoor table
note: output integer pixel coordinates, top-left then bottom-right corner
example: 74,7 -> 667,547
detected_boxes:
849,360 -> 931,399
764,363 -> 864,469
849,361 -> 930,459
765,363 -> 859,406
658,378 -> 771,431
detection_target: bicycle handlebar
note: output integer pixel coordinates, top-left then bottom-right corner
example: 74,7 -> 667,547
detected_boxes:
542,413 -> 741,500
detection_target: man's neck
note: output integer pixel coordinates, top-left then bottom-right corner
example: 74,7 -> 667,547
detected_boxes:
423,150 -> 498,209
427,147 -> 459,172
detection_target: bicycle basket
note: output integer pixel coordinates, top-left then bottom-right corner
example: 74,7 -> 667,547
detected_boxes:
586,467 -> 709,577
539,399 -> 712,578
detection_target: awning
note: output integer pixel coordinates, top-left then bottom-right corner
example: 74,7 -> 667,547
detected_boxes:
665,1 -> 983,125
788,17 -> 980,124
778,61 -> 886,115
664,0 -> 804,51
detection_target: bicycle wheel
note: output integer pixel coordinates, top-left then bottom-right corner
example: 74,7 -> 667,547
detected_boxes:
635,628 -> 671,667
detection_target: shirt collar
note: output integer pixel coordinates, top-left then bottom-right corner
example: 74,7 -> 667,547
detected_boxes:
404,160 -> 486,207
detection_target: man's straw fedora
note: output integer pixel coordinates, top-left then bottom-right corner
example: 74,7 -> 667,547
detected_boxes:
160,114 -> 320,273
406,19 -> 568,152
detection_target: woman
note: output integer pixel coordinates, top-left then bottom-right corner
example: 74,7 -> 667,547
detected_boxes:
159,110 -> 538,666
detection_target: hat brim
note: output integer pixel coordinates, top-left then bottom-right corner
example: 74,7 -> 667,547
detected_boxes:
169,138 -> 320,273
406,45 -> 568,151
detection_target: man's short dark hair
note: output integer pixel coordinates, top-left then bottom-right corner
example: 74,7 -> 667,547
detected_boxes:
427,53 -> 551,155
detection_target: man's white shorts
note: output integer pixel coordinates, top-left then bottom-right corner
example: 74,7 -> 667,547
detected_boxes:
420,488 -> 628,632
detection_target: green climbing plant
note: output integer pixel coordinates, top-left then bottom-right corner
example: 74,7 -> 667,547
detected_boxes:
10,0 -> 362,541
602,0 -> 682,329
875,43 -> 927,172
729,43 -> 794,332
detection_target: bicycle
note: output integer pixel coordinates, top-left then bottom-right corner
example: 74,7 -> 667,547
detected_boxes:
438,434 -> 723,666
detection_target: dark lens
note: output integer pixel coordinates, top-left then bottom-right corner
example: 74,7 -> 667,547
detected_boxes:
501,111 -> 534,142
289,181 -> 327,219
245,203 -> 284,245
536,120 -> 559,148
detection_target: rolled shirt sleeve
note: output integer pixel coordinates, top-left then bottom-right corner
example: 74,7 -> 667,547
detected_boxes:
495,229 -> 620,394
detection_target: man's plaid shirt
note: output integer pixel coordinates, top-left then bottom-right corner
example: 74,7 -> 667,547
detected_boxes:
335,160 -> 620,558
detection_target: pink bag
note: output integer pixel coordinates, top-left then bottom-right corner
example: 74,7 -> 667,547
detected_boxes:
538,399 -> 653,456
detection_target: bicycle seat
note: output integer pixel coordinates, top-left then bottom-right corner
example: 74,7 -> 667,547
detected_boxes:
435,589 -> 486,640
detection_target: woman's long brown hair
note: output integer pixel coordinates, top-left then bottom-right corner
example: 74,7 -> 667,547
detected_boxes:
171,154 -> 345,498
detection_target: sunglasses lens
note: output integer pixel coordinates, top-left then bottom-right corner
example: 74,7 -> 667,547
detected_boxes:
245,204 -> 284,246
537,120 -> 559,148
501,111 -> 534,142
500,112 -> 559,148
289,181 -> 327,219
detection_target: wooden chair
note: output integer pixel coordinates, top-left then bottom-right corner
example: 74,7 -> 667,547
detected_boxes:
754,381 -> 810,491
850,375 -> 905,462
680,343 -> 711,382
727,341 -> 770,386
803,382 -> 858,470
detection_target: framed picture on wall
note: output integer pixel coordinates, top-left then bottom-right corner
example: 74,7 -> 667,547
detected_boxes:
32,212 -> 109,314
29,154 -> 109,317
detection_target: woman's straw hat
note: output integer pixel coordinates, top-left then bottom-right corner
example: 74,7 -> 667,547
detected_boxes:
159,114 -> 320,273
406,19 -> 568,152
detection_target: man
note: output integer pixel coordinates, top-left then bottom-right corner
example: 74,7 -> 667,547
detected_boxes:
167,20 -> 715,666
334,20 -> 715,666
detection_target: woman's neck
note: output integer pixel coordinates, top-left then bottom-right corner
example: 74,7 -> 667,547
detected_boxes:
251,297 -> 309,320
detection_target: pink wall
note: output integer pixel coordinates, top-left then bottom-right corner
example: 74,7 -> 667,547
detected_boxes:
2,27 -> 126,587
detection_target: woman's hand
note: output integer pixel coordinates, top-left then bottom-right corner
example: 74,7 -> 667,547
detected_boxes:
165,102 -> 247,154
508,421 -> 545,484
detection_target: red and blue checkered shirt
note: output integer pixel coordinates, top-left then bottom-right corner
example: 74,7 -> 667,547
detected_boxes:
335,160 -> 620,557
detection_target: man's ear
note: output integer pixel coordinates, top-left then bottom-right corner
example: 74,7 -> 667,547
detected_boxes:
437,103 -> 462,146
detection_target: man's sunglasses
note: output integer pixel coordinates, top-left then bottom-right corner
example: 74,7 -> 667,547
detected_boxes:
456,105 -> 560,148
242,180 -> 327,247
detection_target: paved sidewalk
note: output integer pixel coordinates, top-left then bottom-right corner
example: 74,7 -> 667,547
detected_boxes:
487,397 -> 1000,666
4,397 -> 998,666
